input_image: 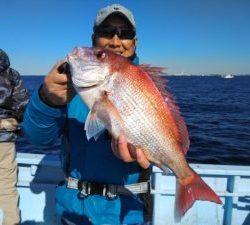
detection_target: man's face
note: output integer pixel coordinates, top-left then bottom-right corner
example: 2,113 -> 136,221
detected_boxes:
93,14 -> 137,58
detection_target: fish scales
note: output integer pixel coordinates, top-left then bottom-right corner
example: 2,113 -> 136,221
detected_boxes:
111,71 -> 169,160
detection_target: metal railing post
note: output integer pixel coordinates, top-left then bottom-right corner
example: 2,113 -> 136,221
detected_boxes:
223,175 -> 235,225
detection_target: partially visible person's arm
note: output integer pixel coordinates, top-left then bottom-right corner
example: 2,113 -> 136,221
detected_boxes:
10,69 -> 29,122
22,61 -> 75,146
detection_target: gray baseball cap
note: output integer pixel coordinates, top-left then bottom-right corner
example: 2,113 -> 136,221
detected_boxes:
94,4 -> 136,29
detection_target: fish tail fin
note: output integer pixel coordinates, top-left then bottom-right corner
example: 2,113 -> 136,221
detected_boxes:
175,169 -> 222,222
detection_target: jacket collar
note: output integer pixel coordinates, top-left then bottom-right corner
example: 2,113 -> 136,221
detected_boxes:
129,53 -> 139,65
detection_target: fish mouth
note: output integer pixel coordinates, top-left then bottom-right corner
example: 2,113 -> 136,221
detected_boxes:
80,83 -> 99,90
72,77 -> 106,91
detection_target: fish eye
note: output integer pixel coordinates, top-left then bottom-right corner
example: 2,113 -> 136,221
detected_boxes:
96,50 -> 106,60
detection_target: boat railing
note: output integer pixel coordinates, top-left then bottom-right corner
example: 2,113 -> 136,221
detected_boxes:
152,164 -> 250,225
1,153 -> 249,225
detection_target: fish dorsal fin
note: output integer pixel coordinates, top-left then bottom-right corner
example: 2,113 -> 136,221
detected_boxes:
139,64 -> 190,154
139,64 -> 168,97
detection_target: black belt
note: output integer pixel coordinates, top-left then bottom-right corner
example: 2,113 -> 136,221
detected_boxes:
66,177 -> 151,200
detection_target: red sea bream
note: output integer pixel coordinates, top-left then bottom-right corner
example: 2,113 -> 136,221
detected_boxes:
67,47 -> 222,221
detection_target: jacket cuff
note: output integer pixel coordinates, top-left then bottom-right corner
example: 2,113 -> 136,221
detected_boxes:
31,88 -> 66,117
38,84 -> 66,108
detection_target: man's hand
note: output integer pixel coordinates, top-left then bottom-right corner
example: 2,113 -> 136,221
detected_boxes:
111,135 -> 150,169
40,61 -> 76,106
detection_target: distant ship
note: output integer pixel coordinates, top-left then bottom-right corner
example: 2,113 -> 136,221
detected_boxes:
222,74 -> 234,79
173,72 -> 190,76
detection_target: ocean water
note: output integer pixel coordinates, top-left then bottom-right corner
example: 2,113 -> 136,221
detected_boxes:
17,75 -> 250,165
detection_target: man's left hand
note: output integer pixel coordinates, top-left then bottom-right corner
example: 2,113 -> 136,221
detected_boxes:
111,135 -> 150,169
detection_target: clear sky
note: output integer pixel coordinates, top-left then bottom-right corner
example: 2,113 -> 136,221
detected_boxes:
1,0 -> 250,75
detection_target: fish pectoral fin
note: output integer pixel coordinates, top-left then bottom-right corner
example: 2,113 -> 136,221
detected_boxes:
96,93 -> 125,138
85,93 -> 125,141
84,110 -> 106,141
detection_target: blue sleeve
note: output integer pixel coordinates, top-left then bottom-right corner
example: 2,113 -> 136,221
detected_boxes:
22,89 -> 66,146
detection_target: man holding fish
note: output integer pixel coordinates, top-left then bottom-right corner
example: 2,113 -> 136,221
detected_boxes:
23,3 -> 221,225
23,4 -> 153,225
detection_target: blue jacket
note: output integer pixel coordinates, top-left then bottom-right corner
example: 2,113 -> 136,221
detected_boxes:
22,55 -> 152,225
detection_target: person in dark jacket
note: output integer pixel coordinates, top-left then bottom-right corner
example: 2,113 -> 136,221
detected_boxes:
0,49 -> 29,225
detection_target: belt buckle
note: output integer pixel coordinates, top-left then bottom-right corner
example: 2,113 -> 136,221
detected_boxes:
90,182 -> 107,196
106,184 -> 117,200
76,181 -> 118,200
78,181 -> 90,199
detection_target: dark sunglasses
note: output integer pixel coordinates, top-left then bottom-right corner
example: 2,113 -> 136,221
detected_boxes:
94,26 -> 136,40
